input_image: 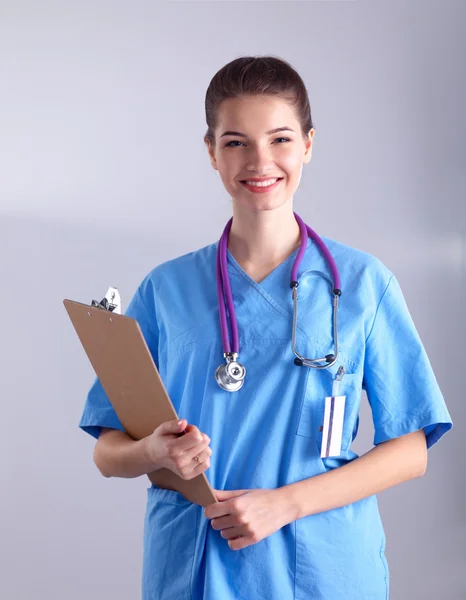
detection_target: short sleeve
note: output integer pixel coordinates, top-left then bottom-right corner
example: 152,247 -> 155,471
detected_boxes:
362,274 -> 453,450
78,276 -> 159,440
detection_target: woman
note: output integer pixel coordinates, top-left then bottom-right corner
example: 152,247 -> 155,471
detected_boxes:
79,56 -> 453,599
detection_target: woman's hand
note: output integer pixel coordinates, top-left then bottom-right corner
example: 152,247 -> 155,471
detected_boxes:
204,488 -> 298,551
144,419 -> 212,480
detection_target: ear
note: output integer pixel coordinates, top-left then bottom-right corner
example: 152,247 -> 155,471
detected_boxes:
303,128 -> 315,165
205,137 -> 218,171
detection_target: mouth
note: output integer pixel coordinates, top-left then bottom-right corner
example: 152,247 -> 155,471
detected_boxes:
240,178 -> 284,193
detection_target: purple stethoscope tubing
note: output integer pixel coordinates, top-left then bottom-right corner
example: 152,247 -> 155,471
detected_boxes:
216,211 -> 341,388
216,218 -> 238,354
291,213 -> 341,291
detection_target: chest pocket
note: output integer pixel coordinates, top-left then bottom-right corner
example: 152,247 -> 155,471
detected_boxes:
296,356 -> 363,456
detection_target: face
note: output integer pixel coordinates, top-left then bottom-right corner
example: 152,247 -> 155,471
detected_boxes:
205,95 -> 314,212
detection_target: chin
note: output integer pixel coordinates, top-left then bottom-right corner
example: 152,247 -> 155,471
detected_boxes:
233,195 -> 292,213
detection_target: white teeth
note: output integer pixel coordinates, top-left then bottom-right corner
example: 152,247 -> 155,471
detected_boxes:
243,178 -> 279,187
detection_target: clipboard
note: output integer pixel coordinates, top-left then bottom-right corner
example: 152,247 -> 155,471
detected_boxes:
64,297 -> 218,507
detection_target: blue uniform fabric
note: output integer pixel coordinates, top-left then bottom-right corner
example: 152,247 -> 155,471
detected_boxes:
79,237 -> 453,599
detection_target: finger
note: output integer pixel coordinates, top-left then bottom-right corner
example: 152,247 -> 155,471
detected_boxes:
228,535 -> 247,551
190,444 -> 212,465
185,424 -> 202,437
174,430 -> 209,453
211,514 -> 237,530
186,426 -> 212,442
191,437 -> 212,456
215,489 -> 247,502
190,445 -> 212,474
191,456 -> 211,477
183,425 -> 211,446
220,527 -> 244,540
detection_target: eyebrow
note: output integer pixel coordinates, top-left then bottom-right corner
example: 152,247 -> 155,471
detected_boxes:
220,126 -> 295,138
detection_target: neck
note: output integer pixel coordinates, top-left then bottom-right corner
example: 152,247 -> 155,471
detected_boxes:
227,203 -> 302,267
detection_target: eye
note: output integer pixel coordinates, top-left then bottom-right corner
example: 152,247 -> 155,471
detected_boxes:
224,137 -> 291,148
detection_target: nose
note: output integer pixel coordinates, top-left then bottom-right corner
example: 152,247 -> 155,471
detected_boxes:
245,143 -> 276,174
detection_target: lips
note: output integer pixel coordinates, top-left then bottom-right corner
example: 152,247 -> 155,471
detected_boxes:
241,178 -> 282,182
240,178 -> 283,193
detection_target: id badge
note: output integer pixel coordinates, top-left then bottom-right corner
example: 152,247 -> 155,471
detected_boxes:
320,395 -> 346,458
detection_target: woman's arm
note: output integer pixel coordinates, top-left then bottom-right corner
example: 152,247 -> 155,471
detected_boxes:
93,428 -> 159,479
281,429 -> 427,521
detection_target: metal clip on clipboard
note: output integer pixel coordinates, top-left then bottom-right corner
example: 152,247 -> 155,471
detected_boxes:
90,286 -> 122,314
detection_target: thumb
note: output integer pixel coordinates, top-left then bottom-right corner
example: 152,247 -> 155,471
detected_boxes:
161,418 -> 187,434
175,419 -> 187,432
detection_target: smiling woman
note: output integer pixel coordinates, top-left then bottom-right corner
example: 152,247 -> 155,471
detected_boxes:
204,75 -> 314,216
79,55 -> 453,600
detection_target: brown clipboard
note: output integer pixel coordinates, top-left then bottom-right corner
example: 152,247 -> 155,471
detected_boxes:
64,298 -> 218,507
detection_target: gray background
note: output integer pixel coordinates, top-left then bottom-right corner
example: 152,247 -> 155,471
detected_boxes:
1,1 -> 464,598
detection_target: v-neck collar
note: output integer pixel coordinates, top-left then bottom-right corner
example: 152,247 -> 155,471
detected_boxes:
226,237 -> 312,290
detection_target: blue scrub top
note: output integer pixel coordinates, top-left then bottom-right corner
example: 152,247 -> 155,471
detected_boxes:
79,236 -> 453,600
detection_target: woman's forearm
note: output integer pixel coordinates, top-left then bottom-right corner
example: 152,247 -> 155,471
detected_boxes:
281,429 -> 427,521
93,428 -> 159,478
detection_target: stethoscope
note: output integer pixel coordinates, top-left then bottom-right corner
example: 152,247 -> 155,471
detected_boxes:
215,212 -> 342,392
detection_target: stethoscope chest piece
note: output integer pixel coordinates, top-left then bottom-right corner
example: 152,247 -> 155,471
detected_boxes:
215,354 -> 246,392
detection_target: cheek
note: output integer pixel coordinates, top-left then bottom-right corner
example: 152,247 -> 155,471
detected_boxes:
216,164 -> 234,188
221,173 -> 238,194
282,153 -> 303,178
217,157 -> 238,182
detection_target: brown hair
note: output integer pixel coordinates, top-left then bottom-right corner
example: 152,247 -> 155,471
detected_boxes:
204,55 -> 314,148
